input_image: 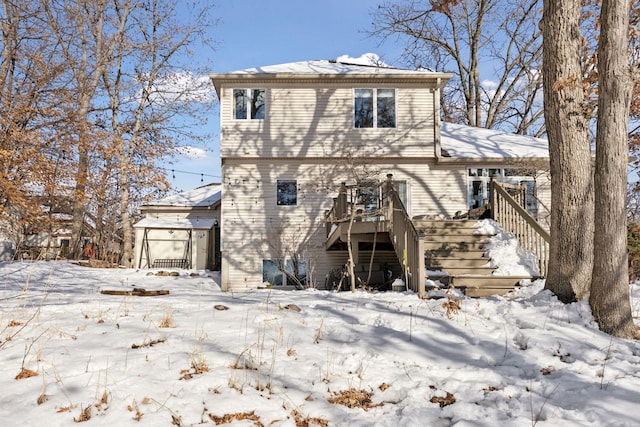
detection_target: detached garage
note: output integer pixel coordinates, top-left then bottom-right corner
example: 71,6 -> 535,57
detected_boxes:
134,183 -> 221,270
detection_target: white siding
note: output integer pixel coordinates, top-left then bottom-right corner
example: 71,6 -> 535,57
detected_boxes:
220,84 -> 436,159
220,160 -> 467,291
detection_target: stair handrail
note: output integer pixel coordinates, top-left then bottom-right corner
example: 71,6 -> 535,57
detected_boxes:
491,180 -> 550,276
385,174 -> 426,296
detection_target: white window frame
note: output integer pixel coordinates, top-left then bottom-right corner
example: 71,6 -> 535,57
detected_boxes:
233,88 -> 266,120
353,88 -> 396,129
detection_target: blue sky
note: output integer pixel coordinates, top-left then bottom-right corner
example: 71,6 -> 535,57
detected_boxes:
168,0 -> 402,192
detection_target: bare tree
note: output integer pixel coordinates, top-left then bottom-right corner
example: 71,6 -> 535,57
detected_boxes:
590,0 -> 639,338
43,0 -> 124,258
100,0 -> 216,266
371,0 -> 544,135
0,0 -> 69,254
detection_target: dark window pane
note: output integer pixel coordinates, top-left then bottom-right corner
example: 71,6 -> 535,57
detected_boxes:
285,258 -> 308,287
277,180 -> 297,206
356,183 -> 378,213
233,89 -> 247,119
263,259 -> 284,286
251,89 -> 265,119
354,89 -> 373,128
377,89 -> 396,128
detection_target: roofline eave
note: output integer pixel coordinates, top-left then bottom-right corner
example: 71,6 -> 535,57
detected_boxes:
209,72 -> 454,96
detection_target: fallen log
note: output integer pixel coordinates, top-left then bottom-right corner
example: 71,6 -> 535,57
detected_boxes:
100,289 -> 170,297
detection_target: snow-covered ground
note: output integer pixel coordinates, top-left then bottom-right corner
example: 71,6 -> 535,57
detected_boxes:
1,221 -> 639,426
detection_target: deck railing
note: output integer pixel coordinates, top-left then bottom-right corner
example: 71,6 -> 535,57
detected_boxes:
491,181 -> 549,276
385,176 -> 426,296
324,176 -> 426,296
325,182 -> 385,235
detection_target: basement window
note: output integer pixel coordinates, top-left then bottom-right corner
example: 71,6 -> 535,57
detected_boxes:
262,258 -> 308,287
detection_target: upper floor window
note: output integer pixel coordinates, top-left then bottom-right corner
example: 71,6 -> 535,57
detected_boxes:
233,88 -> 265,120
354,88 -> 396,128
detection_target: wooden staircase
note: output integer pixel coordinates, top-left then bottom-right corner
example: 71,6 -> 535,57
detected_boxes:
325,176 -> 547,298
415,219 -> 533,297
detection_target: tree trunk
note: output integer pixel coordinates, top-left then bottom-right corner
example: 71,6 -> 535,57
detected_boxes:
120,162 -> 133,267
69,115 -> 90,259
590,0 -> 639,338
541,0 -> 594,302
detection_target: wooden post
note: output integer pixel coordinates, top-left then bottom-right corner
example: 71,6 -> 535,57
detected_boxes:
417,232 -> 426,297
385,174 -> 394,225
338,182 -> 347,220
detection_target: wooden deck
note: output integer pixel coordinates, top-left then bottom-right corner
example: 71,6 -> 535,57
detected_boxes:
325,176 -> 548,297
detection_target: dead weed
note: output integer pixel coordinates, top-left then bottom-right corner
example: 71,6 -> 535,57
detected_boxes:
209,410 -> 264,426
441,292 -> 461,319
179,361 -> 209,380
327,388 -> 382,411
430,391 -> 456,408
291,409 -> 328,427
73,406 -> 92,422
15,368 -> 38,380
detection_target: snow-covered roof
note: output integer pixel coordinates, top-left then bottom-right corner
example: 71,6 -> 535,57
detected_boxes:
145,183 -> 221,208
134,217 -> 216,230
226,59 -> 442,76
210,55 -> 452,94
440,123 -> 549,160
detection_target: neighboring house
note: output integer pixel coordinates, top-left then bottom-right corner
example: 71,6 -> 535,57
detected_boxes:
134,183 -> 221,270
0,225 -> 16,261
209,58 -> 550,294
3,197 -> 100,260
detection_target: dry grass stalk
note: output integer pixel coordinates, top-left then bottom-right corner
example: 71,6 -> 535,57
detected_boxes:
230,348 -> 257,370
180,359 -> 209,380
127,399 -> 144,421
159,307 -> 175,328
73,405 -> 92,422
327,388 -> 382,411
314,319 -> 324,344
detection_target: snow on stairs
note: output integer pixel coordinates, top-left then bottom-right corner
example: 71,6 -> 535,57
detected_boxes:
414,219 -> 532,297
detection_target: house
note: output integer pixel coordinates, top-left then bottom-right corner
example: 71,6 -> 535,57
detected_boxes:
209,58 -> 550,295
133,183 -> 221,270
1,197 -> 101,260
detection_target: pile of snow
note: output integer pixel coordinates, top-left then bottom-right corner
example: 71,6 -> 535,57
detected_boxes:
0,260 -> 639,426
476,219 -> 541,276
